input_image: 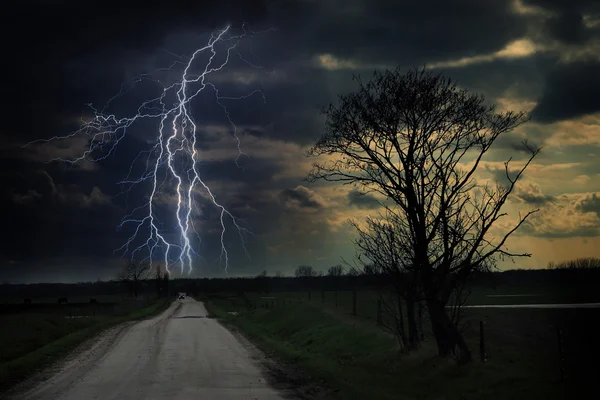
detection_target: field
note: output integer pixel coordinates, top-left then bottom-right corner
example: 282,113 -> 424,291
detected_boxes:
201,284 -> 600,400
0,294 -> 171,393
1,271 -> 597,399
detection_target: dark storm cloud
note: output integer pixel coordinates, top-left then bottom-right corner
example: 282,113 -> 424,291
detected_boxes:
546,10 -> 591,44
2,0 -> 536,147
577,193 -> 600,217
438,56 -> 550,102
493,134 -> 539,155
4,0 -> 600,282
484,164 -> 515,188
198,157 -> 280,185
3,1 -> 270,65
191,68 -> 339,145
270,0 -> 529,67
530,60 -> 600,123
523,0 -> 600,44
517,191 -> 555,206
518,220 -> 600,238
278,186 -> 325,210
347,190 -> 380,209
10,189 -> 41,205
511,0 -> 600,123
1,0 -> 271,142
0,181 -> 124,263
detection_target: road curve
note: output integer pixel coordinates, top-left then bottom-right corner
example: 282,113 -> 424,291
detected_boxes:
13,298 -> 287,400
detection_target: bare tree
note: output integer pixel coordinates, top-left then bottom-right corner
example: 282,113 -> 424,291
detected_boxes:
295,265 -> 318,278
345,266 -> 362,276
327,265 -> 344,276
351,209 -> 422,351
257,270 -> 268,278
307,67 -> 540,364
255,270 -> 270,294
118,259 -> 150,298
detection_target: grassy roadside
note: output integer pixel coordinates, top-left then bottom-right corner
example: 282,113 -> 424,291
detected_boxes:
203,295 -> 592,400
0,297 -> 172,393
204,297 -> 400,399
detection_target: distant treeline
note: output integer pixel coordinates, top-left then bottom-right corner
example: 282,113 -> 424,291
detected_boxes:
1,264 -> 599,299
547,257 -> 600,270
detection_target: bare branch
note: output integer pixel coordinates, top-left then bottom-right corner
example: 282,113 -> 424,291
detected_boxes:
306,66 -> 541,363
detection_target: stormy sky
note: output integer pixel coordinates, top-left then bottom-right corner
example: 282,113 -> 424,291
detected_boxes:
1,0 -> 599,283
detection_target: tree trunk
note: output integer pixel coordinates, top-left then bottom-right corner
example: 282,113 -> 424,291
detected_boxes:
426,298 -> 472,364
396,291 -> 409,350
417,302 -> 425,341
134,279 -> 138,298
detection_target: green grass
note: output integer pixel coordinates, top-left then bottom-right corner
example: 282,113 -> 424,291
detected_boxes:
203,293 -> 597,400
0,294 -> 126,305
0,314 -> 103,364
0,297 -> 171,393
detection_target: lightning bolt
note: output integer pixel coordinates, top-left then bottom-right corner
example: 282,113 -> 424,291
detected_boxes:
24,24 -> 272,276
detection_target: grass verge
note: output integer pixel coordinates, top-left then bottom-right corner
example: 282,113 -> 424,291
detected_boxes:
0,297 -> 171,393
203,294 -> 594,400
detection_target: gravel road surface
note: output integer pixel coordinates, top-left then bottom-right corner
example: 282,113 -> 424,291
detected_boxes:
12,298 -> 288,400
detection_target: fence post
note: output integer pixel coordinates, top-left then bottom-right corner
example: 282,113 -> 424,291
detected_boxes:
557,327 -> 565,381
377,300 -> 382,325
479,320 -> 487,363
418,304 -> 425,341
352,290 -> 357,316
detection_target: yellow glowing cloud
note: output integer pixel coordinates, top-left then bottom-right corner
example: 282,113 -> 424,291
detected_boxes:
430,39 -> 539,69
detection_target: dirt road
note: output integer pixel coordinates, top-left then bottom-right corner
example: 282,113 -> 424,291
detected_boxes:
13,298 -> 288,400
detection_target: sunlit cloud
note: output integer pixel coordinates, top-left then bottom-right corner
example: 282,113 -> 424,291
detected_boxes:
314,53 -> 392,71
510,0 -> 553,17
430,39 -> 539,69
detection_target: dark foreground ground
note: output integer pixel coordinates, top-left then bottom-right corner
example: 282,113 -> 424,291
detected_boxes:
6,298 -> 291,400
1,272 -> 599,399
0,296 -> 171,394
202,290 -> 600,400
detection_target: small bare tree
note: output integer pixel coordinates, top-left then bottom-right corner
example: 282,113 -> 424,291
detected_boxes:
255,270 -> 270,294
327,265 -> 344,276
352,208 -> 422,351
295,265 -> 318,278
307,67 -> 540,363
118,259 -> 150,298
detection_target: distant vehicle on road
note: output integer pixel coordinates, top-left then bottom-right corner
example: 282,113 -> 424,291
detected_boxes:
178,293 -> 186,300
